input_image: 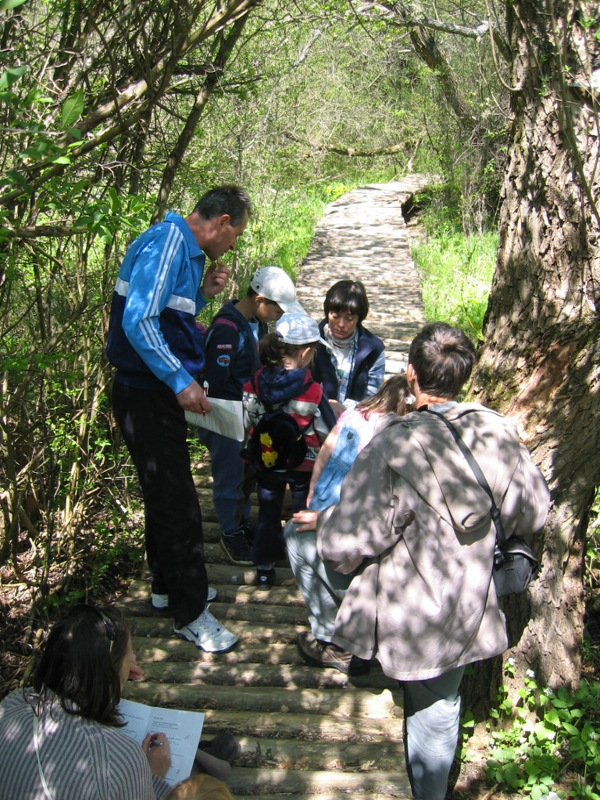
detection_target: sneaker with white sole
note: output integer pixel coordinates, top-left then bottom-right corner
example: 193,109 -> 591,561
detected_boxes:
220,530 -> 253,565
173,606 -> 238,653
151,587 -> 217,610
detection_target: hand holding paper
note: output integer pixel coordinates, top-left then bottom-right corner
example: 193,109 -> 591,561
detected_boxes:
185,398 -> 244,441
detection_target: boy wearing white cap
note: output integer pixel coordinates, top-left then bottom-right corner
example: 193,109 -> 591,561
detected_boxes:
200,267 -> 304,565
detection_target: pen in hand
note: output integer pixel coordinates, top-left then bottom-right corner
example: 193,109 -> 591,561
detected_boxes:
149,736 -> 163,748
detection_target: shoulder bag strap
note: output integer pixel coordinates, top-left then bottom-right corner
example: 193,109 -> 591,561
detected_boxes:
422,407 -> 508,551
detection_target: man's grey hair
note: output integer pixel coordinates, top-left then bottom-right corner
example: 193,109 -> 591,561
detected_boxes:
194,185 -> 252,226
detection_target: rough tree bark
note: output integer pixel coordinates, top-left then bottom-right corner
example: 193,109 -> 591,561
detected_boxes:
464,0 -> 600,710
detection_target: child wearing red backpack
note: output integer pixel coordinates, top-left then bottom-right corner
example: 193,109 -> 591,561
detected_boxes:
242,313 -> 334,589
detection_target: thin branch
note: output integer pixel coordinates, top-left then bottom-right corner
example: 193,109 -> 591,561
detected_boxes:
358,0 -> 511,62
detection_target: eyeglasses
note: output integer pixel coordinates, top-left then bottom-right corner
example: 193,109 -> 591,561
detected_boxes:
78,605 -> 116,651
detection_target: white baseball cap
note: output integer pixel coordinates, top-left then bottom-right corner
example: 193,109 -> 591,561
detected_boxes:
251,266 -> 305,314
276,312 -> 328,347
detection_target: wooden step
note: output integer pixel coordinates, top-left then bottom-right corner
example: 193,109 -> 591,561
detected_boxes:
126,616 -> 304,645
227,767 -> 412,797
139,659 -> 397,691
232,735 -> 405,772
122,701 -> 405,744
126,680 -> 402,720
125,579 -> 306,607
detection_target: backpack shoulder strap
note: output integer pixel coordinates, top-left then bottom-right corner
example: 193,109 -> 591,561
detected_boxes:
211,316 -> 238,330
205,316 -> 239,347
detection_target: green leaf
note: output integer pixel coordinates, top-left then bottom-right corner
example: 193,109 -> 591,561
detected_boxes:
544,708 -> 561,727
581,722 -> 595,742
5,168 -> 33,193
0,0 -> 29,10
533,721 -> 556,741
569,736 -> 585,758
562,721 -> 579,735
107,188 -> 121,214
61,88 -> 84,128
0,65 -> 26,91
523,760 -> 541,776
461,710 -> 475,729
19,145 -> 47,161
51,155 -> 71,165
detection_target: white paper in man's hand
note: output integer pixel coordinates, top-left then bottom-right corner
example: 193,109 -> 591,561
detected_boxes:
185,398 -> 244,441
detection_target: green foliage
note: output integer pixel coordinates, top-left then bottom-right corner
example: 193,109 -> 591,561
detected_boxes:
458,708 -> 476,763
586,488 -> 600,592
251,178 -> 375,274
584,489 -> 600,671
42,514 -> 146,613
485,662 -> 600,799
412,195 -> 497,338
0,0 -> 509,600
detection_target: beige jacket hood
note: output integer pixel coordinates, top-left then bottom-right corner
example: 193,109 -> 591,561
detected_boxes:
317,402 -> 550,681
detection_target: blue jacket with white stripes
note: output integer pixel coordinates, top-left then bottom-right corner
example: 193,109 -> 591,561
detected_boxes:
106,212 -> 208,394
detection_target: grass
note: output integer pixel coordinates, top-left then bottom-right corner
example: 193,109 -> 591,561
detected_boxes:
412,224 -> 498,339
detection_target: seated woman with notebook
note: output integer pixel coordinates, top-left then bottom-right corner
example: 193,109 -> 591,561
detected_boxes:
0,605 -> 235,799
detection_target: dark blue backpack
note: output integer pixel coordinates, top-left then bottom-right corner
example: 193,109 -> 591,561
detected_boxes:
241,376 -> 313,471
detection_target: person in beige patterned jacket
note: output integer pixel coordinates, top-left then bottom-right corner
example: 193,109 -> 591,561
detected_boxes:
286,322 -> 550,800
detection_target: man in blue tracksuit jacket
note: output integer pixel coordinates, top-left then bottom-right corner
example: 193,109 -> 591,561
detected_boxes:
106,185 -> 251,654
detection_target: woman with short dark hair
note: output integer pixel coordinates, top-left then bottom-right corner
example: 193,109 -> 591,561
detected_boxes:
310,280 -> 385,418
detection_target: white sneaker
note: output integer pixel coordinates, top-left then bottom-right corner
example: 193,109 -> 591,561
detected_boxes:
174,606 -> 238,653
151,587 -> 217,609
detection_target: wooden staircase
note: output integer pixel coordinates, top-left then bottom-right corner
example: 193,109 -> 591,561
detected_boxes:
119,494 -> 411,799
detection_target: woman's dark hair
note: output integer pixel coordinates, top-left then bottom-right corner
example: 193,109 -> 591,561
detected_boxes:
323,280 -> 369,323
357,373 -> 413,420
32,605 -> 129,726
258,332 -> 315,368
194,185 -> 252,226
408,323 -> 475,399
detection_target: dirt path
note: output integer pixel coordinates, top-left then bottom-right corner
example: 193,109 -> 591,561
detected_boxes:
119,176 -> 442,800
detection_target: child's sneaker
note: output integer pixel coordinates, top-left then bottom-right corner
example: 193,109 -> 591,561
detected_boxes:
220,530 -> 253,565
256,567 -> 275,590
151,586 -> 216,609
173,606 -> 238,653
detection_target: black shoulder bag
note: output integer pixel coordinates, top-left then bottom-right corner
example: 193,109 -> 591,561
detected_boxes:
424,408 -> 540,597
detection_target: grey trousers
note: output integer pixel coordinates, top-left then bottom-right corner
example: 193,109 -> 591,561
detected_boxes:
283,520 -> 352,641
284,519 -> 464,800
403,666 -> 465,799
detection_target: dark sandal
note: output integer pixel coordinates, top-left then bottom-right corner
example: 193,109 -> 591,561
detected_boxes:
257,567 -> 275,590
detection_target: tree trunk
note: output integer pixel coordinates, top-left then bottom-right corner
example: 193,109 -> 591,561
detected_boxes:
464,0 -> 600,708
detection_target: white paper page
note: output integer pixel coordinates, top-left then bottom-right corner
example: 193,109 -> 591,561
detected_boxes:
118,699 -> 205,787
118,698 -> 151,744
146,707 -> 205,787
185,397 -> 245,441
